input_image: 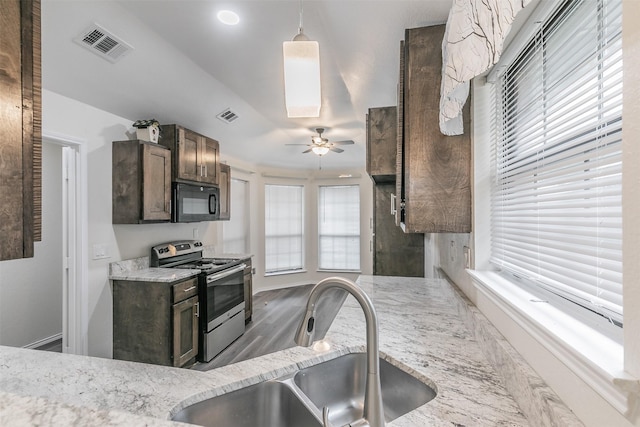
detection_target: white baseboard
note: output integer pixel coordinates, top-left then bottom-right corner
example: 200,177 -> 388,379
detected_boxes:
23,333 -> 63,350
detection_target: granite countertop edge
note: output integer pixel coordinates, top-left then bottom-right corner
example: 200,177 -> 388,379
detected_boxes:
0,275 -> 529,426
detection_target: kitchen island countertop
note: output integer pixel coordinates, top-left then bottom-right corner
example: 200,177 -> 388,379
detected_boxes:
0,276 -> 537,426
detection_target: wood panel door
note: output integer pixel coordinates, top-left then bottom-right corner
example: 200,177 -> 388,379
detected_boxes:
366,106 -> 397,182
200,137 -> 220,185
373,184 -> 424,277
178,128 -> 201,182
400,25 -> 471,233
172,295 -> 199,367
142,143 -> 171,221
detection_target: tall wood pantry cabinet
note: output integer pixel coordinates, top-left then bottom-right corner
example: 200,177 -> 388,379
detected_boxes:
159,124 -> 220,186
367,106 -> 424,277
113,276 -> 199,368
396,25 -> 471,233
112,140 -> 172,223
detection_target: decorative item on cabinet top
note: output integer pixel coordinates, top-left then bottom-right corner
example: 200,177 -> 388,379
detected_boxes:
132,119 -> 161,143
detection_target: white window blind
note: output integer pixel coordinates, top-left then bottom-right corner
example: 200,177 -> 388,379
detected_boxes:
490,0 -> 623,325
265,184 -> 304,273
318,185 -> 360,271
223,178 -> 249,254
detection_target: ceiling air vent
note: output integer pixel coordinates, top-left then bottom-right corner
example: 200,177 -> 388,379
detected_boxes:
216,108 -> 239,124
73,23 -> 133,63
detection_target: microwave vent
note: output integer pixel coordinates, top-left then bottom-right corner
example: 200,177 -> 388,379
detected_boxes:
74,23 -> 133,63
216,108 -> 239,124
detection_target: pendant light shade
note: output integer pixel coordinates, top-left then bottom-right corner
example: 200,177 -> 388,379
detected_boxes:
283,1 -> 321,118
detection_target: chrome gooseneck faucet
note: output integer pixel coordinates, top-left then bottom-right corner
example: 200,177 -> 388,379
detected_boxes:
294,277 -> 385,427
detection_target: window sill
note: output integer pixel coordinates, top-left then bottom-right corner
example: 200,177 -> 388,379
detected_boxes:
467,270 -> 638,420
317,269 -> 361,274
264,269 -> 307,277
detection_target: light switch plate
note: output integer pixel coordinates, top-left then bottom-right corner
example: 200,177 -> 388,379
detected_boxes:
92,243 -> 110,260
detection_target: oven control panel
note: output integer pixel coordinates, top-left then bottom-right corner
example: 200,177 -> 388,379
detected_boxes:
150,240 -> 204,266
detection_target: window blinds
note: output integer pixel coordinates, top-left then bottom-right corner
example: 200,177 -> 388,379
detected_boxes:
265,184 -> 304,273
318,185 -> 360,271
490,0 -> 623,324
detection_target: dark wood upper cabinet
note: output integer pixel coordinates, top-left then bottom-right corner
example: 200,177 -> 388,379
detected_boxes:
0,0 -> 41,260
218,163 -> 231,220
366,106 -> 398,183
112,140 -> 171,224
160,124 -> 220,186
397,25 -> 471,233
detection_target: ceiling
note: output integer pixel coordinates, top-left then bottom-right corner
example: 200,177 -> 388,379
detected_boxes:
42,0 -> 453,170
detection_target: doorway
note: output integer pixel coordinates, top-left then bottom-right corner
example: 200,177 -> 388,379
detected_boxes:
43,133 -> 88,356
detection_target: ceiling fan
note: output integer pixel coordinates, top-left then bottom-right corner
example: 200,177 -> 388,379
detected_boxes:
286,127 -> 354,156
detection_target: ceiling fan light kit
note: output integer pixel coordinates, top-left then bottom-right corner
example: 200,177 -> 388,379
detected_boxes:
286,127 -> 354,157
283,0 -> 321,118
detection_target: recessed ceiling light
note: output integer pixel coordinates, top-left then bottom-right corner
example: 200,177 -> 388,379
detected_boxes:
217,10 -> 240,25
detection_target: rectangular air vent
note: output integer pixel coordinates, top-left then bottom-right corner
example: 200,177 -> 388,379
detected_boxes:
74,23 -> 133,63
216,108 -> 239,123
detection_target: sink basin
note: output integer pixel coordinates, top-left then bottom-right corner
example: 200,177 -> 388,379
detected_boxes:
172,381 -> 322,427
294,353 -> 437,426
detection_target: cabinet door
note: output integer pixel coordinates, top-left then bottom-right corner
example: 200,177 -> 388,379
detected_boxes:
200,137 -> 220,185
218,163 -> 230,220
172,295 -> 199,367
177,128 -> 201,182
142,143 -> 171,221
366,106 -> 397,181
400,26 -> 471,233
373,184 -> 424,276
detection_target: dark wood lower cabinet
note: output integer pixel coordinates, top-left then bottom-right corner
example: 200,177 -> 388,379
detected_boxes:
113,276 -> 199,367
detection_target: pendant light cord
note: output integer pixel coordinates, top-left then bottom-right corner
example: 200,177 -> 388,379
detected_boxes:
298,0 -> 304,34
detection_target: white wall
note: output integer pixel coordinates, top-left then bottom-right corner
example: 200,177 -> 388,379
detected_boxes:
42,89 -> 221,358
0,143 -> 63,347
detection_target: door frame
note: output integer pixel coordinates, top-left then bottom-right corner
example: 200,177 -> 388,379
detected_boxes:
43,131 -> 88,356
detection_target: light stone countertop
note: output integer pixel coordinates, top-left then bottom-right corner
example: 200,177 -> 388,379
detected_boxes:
0,276 -> 531,426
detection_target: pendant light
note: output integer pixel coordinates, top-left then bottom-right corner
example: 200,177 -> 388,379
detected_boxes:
282,0 -> 321,118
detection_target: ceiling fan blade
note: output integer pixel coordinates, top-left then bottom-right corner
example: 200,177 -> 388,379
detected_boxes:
302,148 -> 313,153
331,140 -> 355,145
330,147 -> 344,153
285,143 -> 312,146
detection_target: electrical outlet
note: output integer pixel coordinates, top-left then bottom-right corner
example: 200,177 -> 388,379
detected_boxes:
449,240 -> 456,262
193,228 -> 199,239
463,246 -> 472,269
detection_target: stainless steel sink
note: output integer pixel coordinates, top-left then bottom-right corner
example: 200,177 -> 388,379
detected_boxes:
294,353 -> 437,426
172,381 -> 322,427
172,353 -> 436,427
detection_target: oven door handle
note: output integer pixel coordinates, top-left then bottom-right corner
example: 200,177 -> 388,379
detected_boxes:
206,264 -> 246,284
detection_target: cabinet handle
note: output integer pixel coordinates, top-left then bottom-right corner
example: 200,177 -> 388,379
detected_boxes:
184,286 -> 197,292
195,302 -> 200,318
204,165 -> 208,178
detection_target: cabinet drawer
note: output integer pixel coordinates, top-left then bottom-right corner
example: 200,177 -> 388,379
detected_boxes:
173,277 -> 198,303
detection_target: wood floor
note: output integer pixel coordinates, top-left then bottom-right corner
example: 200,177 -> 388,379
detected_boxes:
192,284 -> 347,371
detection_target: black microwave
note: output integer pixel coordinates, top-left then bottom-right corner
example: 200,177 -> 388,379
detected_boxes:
172,182 -> 220,222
